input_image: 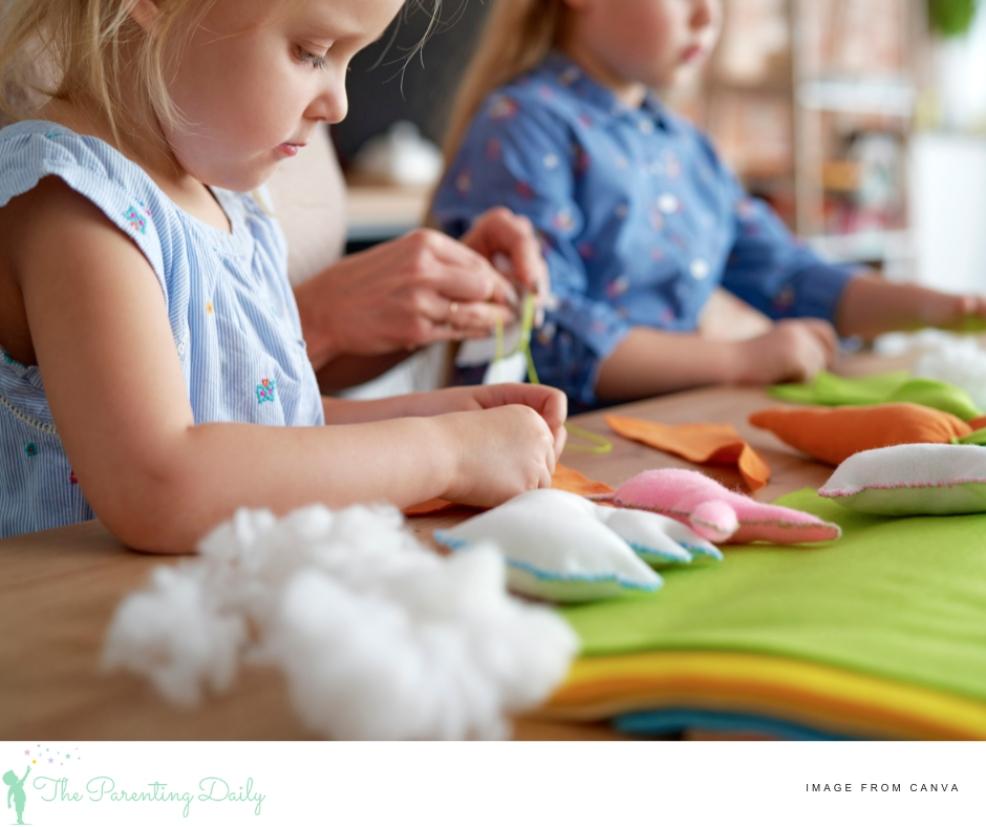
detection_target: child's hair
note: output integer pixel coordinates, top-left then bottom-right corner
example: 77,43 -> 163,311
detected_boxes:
441,0 -> 566,169
0,0 -> 220,148
0,0 -> 445,147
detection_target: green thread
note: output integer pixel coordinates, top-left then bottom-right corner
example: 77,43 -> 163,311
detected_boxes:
494,294 -> 613,455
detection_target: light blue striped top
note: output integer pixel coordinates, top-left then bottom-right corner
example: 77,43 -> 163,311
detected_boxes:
0,121 -> 325,539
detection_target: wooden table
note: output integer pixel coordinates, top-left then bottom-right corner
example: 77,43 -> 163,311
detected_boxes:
0,356 -> 888,740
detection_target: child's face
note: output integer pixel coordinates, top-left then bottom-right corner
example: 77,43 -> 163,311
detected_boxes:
161,0 -> 404,190
565,0 -> 721,89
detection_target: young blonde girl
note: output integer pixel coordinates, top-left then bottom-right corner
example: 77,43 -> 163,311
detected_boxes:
435,0 -> 986,410
0,0 -> 567,548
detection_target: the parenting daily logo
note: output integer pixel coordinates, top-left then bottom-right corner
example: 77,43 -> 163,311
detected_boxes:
5,745 -> 267,823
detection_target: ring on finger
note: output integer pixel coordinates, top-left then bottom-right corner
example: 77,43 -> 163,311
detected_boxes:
448,301 -> 460,324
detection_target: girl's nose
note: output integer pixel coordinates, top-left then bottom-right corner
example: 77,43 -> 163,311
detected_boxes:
306,77 -> 349,125
691,0 -> 717,29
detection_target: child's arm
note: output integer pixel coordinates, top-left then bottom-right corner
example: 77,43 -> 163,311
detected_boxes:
835,273 -> 986,338
19,767 -> 28,784
14,181 -> 560,553
325,384 -> 567,455
595,319 -> 837,399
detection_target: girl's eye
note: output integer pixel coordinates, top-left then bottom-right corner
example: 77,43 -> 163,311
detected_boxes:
296,46 -> 328,70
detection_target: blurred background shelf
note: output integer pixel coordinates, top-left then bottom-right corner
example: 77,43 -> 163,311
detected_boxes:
692,0 -> 924,274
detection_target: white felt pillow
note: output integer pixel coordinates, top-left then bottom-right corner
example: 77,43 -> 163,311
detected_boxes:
434,489 -> 663,603
819,443 -> 986,515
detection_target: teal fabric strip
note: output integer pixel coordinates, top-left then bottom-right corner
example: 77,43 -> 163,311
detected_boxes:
614,708 -> 855,741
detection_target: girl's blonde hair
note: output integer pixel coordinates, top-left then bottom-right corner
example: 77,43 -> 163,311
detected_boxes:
442,0 -> 566,168
0,0 -> 218,147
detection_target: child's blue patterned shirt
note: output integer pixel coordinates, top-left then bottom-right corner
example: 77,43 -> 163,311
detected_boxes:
434,52 -> 855,408
0,121 -> 324,538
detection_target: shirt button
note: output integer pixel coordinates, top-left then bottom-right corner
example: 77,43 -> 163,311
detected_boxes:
639,120 -> 655,134
658,193 -> 679,214
176,341 -> 186,356
691,259 -> 710,280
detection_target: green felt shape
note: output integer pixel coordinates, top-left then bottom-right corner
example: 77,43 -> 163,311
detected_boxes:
957,427 -> 986,447
561,490 -> 986,704
770,371 -> 982,420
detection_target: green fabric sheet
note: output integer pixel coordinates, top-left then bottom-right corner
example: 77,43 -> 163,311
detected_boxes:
562,490 -> 986,704
769,371 -> 982,421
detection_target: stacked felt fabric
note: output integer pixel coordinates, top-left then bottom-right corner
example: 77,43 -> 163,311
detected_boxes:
540,490 -> 986,739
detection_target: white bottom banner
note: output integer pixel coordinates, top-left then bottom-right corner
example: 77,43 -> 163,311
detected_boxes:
2,741 -> 984,826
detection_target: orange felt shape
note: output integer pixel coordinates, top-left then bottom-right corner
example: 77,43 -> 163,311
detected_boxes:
748,403 -> 973,466
403,464 -> 614,516
604,415 -> 771,492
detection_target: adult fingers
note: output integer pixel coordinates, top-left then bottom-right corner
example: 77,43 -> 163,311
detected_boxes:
406,228 -> 519,304
462,208 -> 550,298
446,299 -> 517,332
429,261 -> 520,308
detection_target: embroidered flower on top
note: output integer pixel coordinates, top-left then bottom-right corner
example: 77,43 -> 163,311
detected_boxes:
256,377 -> 277,405
1,349 -> 22,367
123,205 -> 148,235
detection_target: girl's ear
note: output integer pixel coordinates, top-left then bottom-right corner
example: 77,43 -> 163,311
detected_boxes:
129,0 -> 162,32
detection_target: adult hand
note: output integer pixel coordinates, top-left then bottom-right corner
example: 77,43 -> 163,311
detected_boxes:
460,208 -> 551,322
295,228 -> 521,366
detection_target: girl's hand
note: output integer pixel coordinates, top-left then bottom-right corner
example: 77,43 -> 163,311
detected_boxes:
918,290 -> 986,329
402,384 -> 568,457
732,319 -> 838,385
436,405 -> 559,508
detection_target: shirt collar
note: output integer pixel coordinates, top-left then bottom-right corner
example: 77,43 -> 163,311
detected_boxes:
541,50 -> 672,131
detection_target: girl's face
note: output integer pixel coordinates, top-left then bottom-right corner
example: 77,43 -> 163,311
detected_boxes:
563,0 -> 721,91
160,0 -> 404,190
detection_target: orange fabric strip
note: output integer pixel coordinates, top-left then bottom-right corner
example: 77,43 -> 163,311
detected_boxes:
605,415 -> 770,491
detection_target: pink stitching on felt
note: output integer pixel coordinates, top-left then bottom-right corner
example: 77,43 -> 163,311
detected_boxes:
821,478 -> 986,497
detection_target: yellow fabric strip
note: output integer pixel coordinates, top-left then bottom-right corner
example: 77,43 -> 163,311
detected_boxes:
543,651 -> 986,739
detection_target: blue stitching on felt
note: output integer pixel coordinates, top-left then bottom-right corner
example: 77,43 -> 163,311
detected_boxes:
433,530 -> 662,591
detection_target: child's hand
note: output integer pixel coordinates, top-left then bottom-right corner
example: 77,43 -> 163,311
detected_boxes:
436,405 -> 559,508
408,384 -> 568,456
733,319 -> 837,385
466,383 -> 568,456
918,290 -> 986,330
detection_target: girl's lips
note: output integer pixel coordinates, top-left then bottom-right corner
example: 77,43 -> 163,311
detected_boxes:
680,44 -> 706,63
276,143 -> 305,158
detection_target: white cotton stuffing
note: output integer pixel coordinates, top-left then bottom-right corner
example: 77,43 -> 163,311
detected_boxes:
876,330 -> 986,410
102,503 -> 578,740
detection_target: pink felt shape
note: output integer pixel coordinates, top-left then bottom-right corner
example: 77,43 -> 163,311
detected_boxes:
612,468 -> 842,545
